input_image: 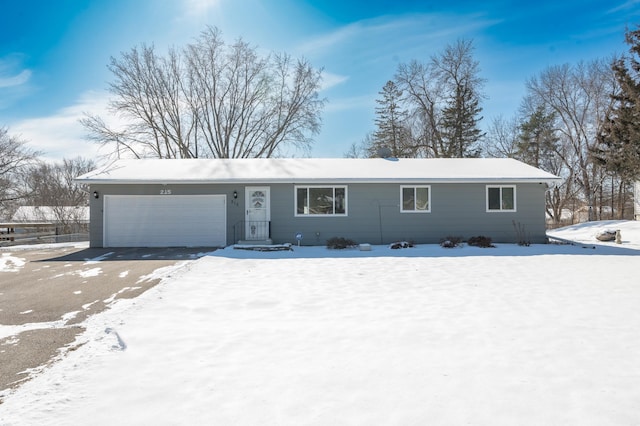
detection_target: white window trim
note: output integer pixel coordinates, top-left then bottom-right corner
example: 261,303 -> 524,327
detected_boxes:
400,185 -> 431,213
295,185 -> 348,217
486,185 -> 517,212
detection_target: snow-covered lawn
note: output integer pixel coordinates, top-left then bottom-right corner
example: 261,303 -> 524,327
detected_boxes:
1,221 -> 640,425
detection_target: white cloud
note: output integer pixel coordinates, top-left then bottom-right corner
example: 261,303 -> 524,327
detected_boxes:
0,69 -> 31,88
320,71 -> 349,91
0,55 -> 33,107
607,0 -> 640,14
297,21 -> 365,54
324,93 -> 377,114
297,13 -> 498,58
10,91 -> 114,163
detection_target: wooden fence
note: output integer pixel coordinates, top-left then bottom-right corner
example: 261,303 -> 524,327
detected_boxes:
0,222 -> 58,246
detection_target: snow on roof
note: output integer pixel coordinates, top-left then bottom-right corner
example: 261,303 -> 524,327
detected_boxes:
12,206 -> 90,222
75,158 -> 561,184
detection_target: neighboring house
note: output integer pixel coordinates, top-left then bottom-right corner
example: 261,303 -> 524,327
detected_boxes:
12,206 -> 90,234
74,158 -> 560,248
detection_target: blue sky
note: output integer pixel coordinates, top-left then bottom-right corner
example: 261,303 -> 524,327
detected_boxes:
1,0 -> 639,161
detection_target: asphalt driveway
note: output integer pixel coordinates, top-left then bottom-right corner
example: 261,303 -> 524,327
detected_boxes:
0,244 -> 213,397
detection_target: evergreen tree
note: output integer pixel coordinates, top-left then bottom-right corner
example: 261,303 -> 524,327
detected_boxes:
517,105 -> 559,169
440,81 -> 484,157
371,80 -> 410,157
594,26 -> 640,181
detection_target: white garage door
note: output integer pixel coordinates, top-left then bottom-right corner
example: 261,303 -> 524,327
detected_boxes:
104,195 -> 226,247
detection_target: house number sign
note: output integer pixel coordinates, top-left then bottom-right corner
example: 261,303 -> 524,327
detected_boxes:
160,189 -> 172,195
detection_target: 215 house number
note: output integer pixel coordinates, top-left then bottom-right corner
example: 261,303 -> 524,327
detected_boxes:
160,189 -> 172,195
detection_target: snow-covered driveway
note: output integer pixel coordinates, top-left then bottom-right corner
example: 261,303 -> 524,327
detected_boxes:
0,243 -> 210,393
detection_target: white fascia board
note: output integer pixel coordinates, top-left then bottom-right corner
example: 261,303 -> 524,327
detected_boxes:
76,177 -> 561,185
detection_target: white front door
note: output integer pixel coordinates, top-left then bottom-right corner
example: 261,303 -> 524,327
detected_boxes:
245,187 -> 270,240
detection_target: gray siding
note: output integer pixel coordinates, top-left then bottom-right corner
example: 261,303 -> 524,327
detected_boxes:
89,181 -> 549,247
270,182 -> 547,245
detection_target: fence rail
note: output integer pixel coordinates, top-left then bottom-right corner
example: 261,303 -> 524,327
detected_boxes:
0,223 -> 88,246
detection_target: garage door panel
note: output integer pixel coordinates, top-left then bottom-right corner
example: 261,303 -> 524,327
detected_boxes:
104,195 -> 226,247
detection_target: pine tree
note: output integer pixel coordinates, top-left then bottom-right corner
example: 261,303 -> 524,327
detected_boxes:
517,105 -> 559,169
371,80 -> 410,157
440,81 -> 484,157
594,26 -> 640,181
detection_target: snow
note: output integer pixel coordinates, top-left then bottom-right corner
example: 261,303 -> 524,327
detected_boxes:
0,253 -> 26,272
11,205 -> 89,222
2,241 -> 89,251
0,315 -> 77,341
75,267 -> 102,278
1,221 -> 640,425
75,157 -> 560,184
548,220 -> 640,251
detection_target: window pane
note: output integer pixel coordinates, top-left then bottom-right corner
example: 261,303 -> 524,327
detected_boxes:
402,187 -> 415,210
296,188 -> 307,214
488,187 -> 501,210
309,187 -> 333,214
502,187 -> 514,210
334,187 -> 346,214
415,187 -> 429,210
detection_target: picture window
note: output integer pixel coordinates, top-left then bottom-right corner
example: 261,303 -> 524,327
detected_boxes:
296,186 -> 347,216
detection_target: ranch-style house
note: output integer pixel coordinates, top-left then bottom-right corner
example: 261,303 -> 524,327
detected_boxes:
75,157 -> 560,248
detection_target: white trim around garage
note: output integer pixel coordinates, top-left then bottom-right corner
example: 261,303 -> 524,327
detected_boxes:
103,195 -> 226,247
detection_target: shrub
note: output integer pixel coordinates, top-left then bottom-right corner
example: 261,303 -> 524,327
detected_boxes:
467,235 -> 495,248
326,237 -> 357,249
440,236 -> 463,248
389,241 -> 414,249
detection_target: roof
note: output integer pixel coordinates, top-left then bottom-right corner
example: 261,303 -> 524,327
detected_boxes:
75,158 -> 561,184
12,206 -> 90,222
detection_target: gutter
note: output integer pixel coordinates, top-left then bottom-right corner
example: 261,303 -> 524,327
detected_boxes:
75,177 -> 562,185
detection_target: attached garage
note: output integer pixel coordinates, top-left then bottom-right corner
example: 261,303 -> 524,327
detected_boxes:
103,195 -> 226,247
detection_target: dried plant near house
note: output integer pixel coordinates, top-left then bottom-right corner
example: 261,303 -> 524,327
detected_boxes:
512,221 -> 531,246
326,237 -> 358,249
389,241 -> 415,249
467,236 -> 495,248
440,236 -> 463,248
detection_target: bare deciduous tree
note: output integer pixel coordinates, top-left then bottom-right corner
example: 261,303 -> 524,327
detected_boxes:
0,127 -> 40,219
483,114 -> 521,158
395,39 -> 485,158
525,59 -> 619,220
25,157 -> 96,206
21,157 -> 96,233
82,26 -> 325,159
344,133 -> 374,158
